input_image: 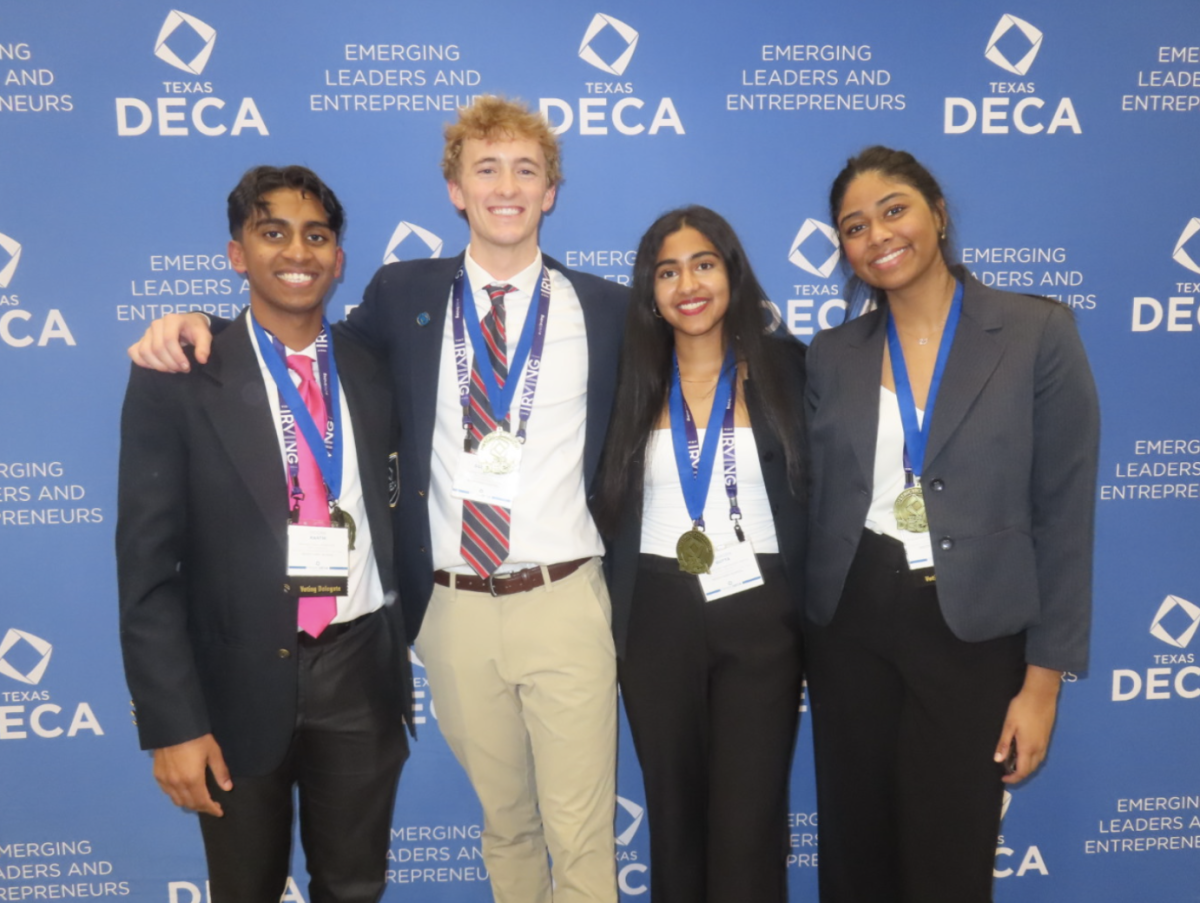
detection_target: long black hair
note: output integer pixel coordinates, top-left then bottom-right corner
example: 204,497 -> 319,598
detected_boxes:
828,146 -> 955,318
592,205 -> 801,538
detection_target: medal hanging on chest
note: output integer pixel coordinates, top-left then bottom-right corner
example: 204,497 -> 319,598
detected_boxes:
669,349 -> 738,575
886,282 -> 963,535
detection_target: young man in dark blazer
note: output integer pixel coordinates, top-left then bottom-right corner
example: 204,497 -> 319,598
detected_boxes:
117,166 -> 411,903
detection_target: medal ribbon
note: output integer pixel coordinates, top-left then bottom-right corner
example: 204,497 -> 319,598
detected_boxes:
452,265 -> 552,439
669,349 -> 737,531
886,281 -> 963,486
252,317 -> 343,505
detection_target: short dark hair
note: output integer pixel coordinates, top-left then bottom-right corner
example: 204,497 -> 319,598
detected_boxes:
227,165 -> 345,240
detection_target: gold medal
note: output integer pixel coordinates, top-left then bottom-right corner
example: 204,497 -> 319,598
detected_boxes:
330,505 -> 357,551
477,430 -> 523,475
676,529 -> 715,575
894,484 -> 928,533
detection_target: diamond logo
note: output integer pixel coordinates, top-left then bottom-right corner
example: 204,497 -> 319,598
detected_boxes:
154,10 -> 217,75
0,232 -> 22,288
1172,218 -> 1200,275
615,796 -> 644,846
383,221 -> 444,264
1001,790 -> 1013,821
788,219 -> 841,279
985,14 -> 1043,76
578,13 -> 639,77
0,629 -> 53,685
1150,595 -> 1200,648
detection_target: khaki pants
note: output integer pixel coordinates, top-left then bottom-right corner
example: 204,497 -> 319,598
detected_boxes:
415,558 -> 618,903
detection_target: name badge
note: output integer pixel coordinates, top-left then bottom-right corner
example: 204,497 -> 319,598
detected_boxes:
451,451 -> 520,507
287,524 -> 349,596
698,534 -> 764,602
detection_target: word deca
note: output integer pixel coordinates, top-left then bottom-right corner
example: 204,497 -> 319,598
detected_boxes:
0,309 -> 75,347
539,97 -> 684,136
115,97 -> 268,136
1112,666 -> 1200,700
0,702 -> 104,738
944,97 -> 1080,134
1132,297 -> 1198,332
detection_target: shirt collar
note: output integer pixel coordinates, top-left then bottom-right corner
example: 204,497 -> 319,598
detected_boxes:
463,244 -> 543,301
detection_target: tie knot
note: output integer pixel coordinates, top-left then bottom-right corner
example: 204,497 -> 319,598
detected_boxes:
484,283 -> 514,311
286,354 -> 317,386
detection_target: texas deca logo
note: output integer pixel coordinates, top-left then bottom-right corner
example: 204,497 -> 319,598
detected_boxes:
383,221 -> 444,264
1112,595 -> 1200,701
0,629 -> 104,739
945,14 -> 1080,135
782,219 -> 846,338
116,9 -> 268,137
0,233 -> 78,349
540,13 -> 683,136
1129,219 -> 1200,333
615,795 -> 648,895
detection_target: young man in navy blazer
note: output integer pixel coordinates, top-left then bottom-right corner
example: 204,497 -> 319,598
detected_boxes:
127,100 -> 629,903
118,166 -> 411,903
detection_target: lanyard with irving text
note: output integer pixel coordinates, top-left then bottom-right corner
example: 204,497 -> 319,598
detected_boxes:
669,348 -> 739,534
451,265 -> 552,449
886,281 -> 962,532
252,317 -> 343,509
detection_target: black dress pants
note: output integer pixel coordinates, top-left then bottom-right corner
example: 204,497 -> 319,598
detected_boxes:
199,610 -> 408,903
805,530 -> 1026,903
619,554 -> 804,903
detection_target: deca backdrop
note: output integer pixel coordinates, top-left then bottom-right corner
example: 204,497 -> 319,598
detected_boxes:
2,1 -> 1199,900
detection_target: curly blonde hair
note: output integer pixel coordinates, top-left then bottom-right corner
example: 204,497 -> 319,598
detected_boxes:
441,95 -> 562,187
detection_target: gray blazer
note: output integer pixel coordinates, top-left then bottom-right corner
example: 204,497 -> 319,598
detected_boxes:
804,274 -> 1099,673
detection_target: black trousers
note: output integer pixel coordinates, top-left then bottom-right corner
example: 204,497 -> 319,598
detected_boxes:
805,530 -> 1026,903
199,610 -> 409,903
619,554 -> 804,903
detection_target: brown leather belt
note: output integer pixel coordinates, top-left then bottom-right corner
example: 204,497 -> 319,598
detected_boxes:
434,557 -> 592,597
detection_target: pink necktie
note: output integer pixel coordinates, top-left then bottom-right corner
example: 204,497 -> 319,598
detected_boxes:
287,354 -> 338,637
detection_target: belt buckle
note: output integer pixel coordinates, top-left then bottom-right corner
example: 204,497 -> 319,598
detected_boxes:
487,573 -> 499,597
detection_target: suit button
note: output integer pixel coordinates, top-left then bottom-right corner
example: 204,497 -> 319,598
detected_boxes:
419,546 -> 427,554
761,450 -> 775,462
277,649 -> 290,659
282,583 -> 291,593
771,504 -> 780,515
417,490 -> 426,497
930,479 -> 944,491
940,537 -> 953,551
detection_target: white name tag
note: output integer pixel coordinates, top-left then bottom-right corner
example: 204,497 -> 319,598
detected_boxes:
287,524 -> 349,577
698,534 -> 764,601
450,451 -> 521,507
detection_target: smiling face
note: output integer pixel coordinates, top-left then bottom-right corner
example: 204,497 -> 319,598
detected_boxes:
228,187 -> 343,344
447,136 -> 557,276
836,170 -> 949,299
653,226 -> 731,345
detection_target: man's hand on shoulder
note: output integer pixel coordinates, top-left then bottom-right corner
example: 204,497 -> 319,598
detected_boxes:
152,733 -> 233,816
127,312 -> 214,372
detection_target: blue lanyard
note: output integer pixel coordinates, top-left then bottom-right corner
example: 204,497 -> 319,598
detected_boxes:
886,281 -> 963,483
452,265 -> 551,429
668,349 -> 737,531
252,316 -> 343,502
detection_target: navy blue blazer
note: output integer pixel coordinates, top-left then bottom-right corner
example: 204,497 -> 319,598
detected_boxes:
117,312 -> 412,776
341,253 -> 629,640
804,274 -> 1099,673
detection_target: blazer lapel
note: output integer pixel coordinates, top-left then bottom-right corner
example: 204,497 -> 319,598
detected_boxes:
843,311 -> 887,486
406,255 -> 460,491
197,312 -> 289,551
923,281 -> 1004,470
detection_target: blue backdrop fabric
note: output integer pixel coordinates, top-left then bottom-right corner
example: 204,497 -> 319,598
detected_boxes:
2,2 -> 1199,900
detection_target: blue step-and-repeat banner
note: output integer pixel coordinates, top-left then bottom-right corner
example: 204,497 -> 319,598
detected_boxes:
3,1 -> 1199,900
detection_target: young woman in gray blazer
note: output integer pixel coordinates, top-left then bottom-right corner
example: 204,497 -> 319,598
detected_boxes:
803,147 -> 1099,903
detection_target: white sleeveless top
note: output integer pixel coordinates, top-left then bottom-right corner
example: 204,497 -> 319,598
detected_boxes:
640,427 -> 780,556
866,386 -> 934,567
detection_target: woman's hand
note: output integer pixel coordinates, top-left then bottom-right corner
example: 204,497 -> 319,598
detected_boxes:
994,664 -> 1061,784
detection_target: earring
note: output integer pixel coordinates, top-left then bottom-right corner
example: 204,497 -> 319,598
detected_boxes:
652,305 -> 663,319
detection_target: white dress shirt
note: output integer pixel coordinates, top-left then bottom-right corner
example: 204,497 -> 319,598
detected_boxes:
429,248 -> 605,573
247,315 -> 384,622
